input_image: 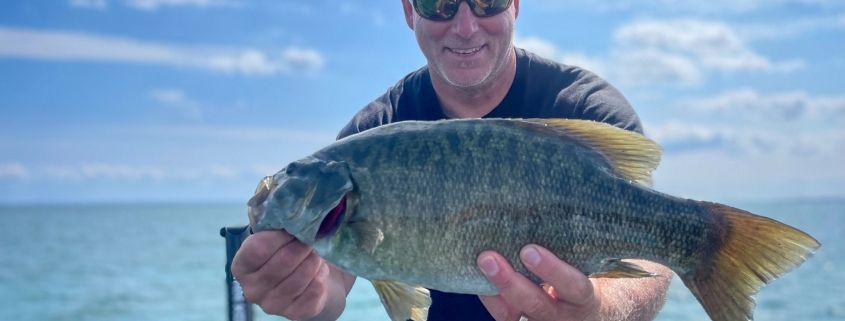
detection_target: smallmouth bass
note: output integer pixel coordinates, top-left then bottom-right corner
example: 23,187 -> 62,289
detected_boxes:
247,118 -> 820,321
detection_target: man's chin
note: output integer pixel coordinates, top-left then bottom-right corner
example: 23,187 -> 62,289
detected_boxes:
440,70 -> 493,88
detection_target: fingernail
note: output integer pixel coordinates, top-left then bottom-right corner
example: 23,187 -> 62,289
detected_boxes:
522,247 -> 541,267
479,256 -> 499,277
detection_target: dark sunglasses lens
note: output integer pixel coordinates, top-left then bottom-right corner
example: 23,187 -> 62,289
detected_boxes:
471,0 -> 511,16
414,0 -> 456,21
415,0 -> 511,21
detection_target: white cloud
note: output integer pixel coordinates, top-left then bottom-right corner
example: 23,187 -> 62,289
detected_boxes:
646,121 -> 722,146
739,14 -> 845,40
614,20 -> 745,54
685,89 -> 845,121
516,18 -> 804,87
149,88 -> 193,105
514,36 -> 559,60
149,89 -> 203,120
69,0 -> 241,10
534,0 -> 845,13
44,166 -> 84,180
614,19 -> 804,74
80,164 -> 167,180
516,35 -> 702,86
127,125 -> 337,144
69,0 -> 107,10
282,47 -> 325,73
514,35 -> 610,77
652,148 -> 845,202
0,27 -> 325,76
126,0 -> 239,10
646,120 -> 845,156
613,49 -> 702,86
557,53 -> 608,78
0,163 -> 30,179
31,163 -> 251,181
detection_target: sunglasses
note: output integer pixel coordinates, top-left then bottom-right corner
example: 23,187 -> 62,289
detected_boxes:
412,0 -> 513,21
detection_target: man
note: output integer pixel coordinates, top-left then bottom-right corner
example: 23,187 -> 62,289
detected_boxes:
232,0 -> 673,320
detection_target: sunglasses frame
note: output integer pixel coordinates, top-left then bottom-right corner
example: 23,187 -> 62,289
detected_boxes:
411,0 -> 514,21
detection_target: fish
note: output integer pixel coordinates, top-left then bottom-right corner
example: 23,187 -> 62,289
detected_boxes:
246,118 -> 820,321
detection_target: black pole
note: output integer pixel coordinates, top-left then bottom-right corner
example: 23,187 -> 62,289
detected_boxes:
221,225 -> 254,321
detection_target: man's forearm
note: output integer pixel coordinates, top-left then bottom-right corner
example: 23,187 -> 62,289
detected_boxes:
591,260 -> 672,321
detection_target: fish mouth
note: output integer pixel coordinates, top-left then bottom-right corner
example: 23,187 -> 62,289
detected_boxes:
317,194 -> 347,239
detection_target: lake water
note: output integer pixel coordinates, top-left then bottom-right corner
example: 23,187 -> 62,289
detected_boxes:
1,199 -> 843,321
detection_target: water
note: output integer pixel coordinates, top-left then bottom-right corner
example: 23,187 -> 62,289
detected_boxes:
0,199 -> 843,321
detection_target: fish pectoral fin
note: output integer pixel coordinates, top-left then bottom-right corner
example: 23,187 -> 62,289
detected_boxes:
371,279 -> 431,321
589,258 -> 658,278
350,221 -> 384,254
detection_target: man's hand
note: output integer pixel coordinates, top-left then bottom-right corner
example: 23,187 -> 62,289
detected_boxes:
231,230 -> 354,321
476,245 -> 601,321
476,245 -> 671,321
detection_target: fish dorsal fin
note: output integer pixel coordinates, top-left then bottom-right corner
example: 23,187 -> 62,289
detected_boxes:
523,118 -> 662,183
371,279 -> 431,321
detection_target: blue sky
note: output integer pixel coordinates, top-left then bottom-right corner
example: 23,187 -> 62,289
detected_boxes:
1,0 -> 843,204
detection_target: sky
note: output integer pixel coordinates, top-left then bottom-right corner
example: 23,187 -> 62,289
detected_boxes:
0,0 -> 843,204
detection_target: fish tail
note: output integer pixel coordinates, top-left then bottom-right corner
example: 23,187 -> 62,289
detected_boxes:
681,201 -> 820,321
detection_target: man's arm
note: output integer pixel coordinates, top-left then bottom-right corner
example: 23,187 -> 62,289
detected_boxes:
477,245 -> 671,321
591,260 -> 671,321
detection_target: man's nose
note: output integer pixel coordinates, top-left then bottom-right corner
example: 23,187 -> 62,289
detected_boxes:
451,2 -> 479,39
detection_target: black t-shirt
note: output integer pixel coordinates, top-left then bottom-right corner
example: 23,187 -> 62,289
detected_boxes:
337,48 -> 641,140
336,48 -> 643,321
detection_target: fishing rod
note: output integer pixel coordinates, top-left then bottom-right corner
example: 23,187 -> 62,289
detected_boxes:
220,225 -> 255,321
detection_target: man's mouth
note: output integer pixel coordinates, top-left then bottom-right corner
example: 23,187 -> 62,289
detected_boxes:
447,45 -> 484,55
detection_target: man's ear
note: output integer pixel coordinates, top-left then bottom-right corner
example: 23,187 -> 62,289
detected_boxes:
402,0 -> 415,30
513,0 -> 520,19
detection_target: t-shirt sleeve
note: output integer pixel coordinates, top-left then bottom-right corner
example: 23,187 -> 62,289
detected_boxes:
567,70 -> 643,134
337,66 -> 440,140
336,91 -> 394,140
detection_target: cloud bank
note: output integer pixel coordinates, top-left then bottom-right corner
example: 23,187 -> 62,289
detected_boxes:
515,18 -> 805,87
4,163 -> 282,182
685,89 -> 845,121
69,0 -> 241,11
533,0 -> 845,13
646,121 -> 844,156
0,27 -> 324,75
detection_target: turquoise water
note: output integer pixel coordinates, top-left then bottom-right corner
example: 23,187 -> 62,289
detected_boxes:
0,200 -> 843,321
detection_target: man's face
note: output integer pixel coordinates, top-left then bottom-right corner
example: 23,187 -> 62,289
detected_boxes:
403,0 -> 518,88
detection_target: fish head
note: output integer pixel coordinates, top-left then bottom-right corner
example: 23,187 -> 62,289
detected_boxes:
247,157 -> 354,245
